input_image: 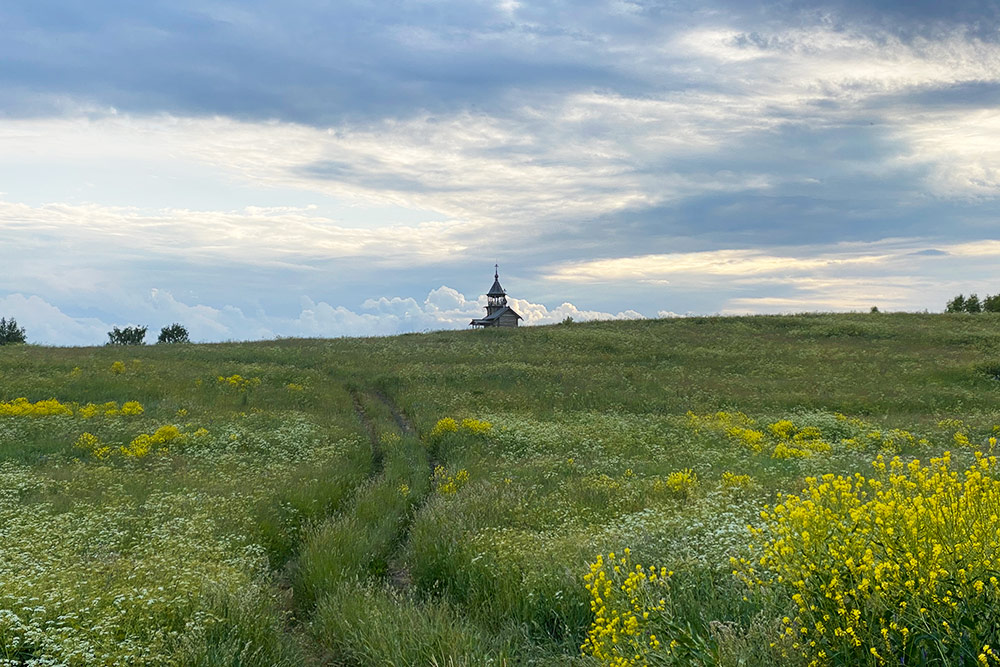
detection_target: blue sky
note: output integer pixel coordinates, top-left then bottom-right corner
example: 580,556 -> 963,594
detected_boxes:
1,0 -> 999,344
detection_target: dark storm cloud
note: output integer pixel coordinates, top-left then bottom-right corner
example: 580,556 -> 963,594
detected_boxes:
4,0 -> 995,124
700,0 -> 1000,38
0,0 -> 635,123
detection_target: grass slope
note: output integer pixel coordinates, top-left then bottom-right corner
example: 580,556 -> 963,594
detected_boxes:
1,312 -> 999,665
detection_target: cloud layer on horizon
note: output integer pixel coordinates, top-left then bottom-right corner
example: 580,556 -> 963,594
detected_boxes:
0,287 -> 645,346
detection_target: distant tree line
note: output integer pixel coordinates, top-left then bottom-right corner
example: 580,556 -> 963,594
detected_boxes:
107,323 -> 190,345
0,319 -> 192,346
945,293 -> 1000,313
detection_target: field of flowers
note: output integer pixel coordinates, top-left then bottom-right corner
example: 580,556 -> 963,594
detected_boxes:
2,312 -> 1000,665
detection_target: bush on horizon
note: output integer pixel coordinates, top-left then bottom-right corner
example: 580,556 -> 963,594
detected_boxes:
107,325 -> 148,345
0,317 -> 27,345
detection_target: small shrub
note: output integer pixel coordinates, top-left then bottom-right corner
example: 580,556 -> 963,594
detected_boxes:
655,468 -> 697,500
460,418 -> 492,436
217,374 -> 261,392
120,401 -> 144,415
0,317 -> 26,344
582,549 -> 713,666
107,325 -> 147,346
74,432 -> 112,459
121,425 -> 185,458
434,465 -> 470,495
157,323 -> 190,344
429,417 -> 458,438
720,471 -> 756,492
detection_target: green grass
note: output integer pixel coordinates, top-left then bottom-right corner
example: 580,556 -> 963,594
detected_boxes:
1,312 -> 999,664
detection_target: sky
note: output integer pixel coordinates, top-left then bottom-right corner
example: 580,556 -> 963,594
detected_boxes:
1,0 -> 999,345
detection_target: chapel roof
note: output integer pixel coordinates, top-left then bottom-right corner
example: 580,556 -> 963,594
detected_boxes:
470,305 -> 522,326
487,270 -> 506,298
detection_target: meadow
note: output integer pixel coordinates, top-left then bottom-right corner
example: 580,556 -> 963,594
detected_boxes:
2,312 -> 1000,666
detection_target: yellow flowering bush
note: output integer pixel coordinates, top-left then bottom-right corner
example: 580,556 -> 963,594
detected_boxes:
77,403 -> 100,418
120,425 -> 185,458
768,420 -> 797,439
110,360 -> 126,375
216,374 -> 261,392
460,418 -> 493,436
120,401 -> 144,416
658,468 -> 697,500
866,428 -> 925,454
686,411 -> 925,460
74,432 -> 112,460
429,416 -> 493,440
0,398 -> 145,419
433,465 -> 469,495
736,449 -> 1000,665
429,417 -> 458,438
83,402 -> 113,417
582,548 -> 695,666
285,382 -> 305,392
720,471 -> 756,492
687,411 -> 765,452
0,398 -> 73,417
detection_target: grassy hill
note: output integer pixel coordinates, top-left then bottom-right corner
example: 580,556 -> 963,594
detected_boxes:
2,313 -> 1000,665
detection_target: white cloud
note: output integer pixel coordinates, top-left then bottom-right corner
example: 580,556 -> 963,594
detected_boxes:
0,199 -> 470,287
0,294 -> 109,346
546,247 -> 893,282
891,108 -> 1000,196
423,285 -> 474,312
506,297 -> 644,324
543,238 -> 1000,313
0,287 -> 643,346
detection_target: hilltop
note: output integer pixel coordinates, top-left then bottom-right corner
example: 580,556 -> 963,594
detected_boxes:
1,312 -> 999,665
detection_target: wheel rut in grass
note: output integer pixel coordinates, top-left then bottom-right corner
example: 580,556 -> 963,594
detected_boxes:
370,389 -> 434,593
374,389 -> 417,437
269,388 -> 390,665
350,388 -> 384,475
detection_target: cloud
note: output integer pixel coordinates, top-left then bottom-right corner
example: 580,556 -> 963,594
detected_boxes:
0,294 -> 108,346
2,0 -> 996,124
542,238 -> 1000,313
545,246 -> 894,282
507,298 -> 644,324
0,286 -> 643,346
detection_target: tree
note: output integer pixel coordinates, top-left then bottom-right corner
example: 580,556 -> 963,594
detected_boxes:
0,317 -> 26,345
870,306 -> 880,314
946,295 -> 966,313
157,323 -> 190,344
984,294 -> 1000,313
107,325 -> 147,346
965,293 -> 982,313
